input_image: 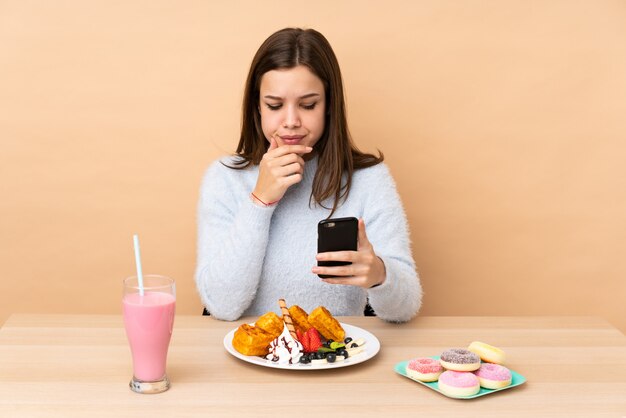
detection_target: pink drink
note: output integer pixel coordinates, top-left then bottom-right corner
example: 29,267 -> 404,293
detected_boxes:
123,291 -> 175,381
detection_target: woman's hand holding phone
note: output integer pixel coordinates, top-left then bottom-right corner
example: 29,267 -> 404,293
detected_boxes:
313,218 -> 386,289
252,134 -> 312,204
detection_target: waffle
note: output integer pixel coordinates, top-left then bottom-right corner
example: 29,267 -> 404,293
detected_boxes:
232,324 -> 276,356
254,311 -> 283,338
288,305 -> 313,334
308,306 -> 345,341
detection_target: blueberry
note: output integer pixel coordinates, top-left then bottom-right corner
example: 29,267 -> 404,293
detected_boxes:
299,356 -> 311,364
337,348 -> 348,358
326,353 -> 337,363
327,339 -> 334,345
344,337 -> 353,344
349,342 -> 358,348
308,353 -> 317,361
315,352 -> 325,360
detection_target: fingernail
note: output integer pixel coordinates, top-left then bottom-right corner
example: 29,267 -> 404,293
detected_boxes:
306,146 -> 312,151
311,267 -> 319,273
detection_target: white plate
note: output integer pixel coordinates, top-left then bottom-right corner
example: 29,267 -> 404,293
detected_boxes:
223,322 -> 380,370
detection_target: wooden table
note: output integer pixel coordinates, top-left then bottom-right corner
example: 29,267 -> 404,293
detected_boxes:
1,314 -> 625,417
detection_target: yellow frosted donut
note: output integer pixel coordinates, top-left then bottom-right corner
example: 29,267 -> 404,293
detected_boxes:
468,341 -> 506,365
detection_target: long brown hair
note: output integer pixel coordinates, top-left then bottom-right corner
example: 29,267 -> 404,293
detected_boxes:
231,28 -> 383,216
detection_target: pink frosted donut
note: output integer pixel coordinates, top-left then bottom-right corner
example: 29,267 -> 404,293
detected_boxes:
474,363 -> 512,389
438,371 -> 480,398
406,357 -> 443,382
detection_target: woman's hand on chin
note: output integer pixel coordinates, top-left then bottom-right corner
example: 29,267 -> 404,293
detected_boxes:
252,134 -> 312,204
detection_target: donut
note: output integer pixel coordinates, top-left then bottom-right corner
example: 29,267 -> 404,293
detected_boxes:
438,371 -> 480,397
439,348 -> 481,371
468,341 -> 506,364
474,363 -> 512,389
406,357 -> 443,382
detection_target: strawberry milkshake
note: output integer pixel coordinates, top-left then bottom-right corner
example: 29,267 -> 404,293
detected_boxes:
123,275 -> 175,394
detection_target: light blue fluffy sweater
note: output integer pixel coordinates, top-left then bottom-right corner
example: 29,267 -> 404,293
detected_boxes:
195,155 -> 422,322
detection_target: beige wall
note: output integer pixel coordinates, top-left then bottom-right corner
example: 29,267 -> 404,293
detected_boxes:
1,1 -> 625,332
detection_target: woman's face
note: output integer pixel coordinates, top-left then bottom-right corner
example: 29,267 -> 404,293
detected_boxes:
259,65 -> 326,148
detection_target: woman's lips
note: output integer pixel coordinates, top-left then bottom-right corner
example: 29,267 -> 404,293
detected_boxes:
280,135 -> 305,145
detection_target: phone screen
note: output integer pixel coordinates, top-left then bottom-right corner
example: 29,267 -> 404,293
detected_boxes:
317,217 -> 358,278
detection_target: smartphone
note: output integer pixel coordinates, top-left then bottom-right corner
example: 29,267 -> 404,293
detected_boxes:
317,217 -> 358,278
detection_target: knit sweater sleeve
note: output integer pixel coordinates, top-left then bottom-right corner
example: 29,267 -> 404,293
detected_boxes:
361,164 -> 423,322
194,159 -> 275,321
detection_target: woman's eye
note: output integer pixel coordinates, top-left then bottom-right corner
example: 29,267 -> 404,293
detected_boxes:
265,103 -> 282,110
302,103 -> 317,110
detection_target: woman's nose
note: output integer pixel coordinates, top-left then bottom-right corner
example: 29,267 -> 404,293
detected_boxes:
282,106 -> 301,128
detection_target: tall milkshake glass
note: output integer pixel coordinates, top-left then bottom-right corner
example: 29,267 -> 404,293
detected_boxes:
123,275 -> 175,394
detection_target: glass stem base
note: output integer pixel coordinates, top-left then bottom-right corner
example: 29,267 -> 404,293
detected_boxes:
129,375 -> 170,394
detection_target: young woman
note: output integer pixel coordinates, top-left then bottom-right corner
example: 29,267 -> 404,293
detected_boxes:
195,28 -> 422,322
